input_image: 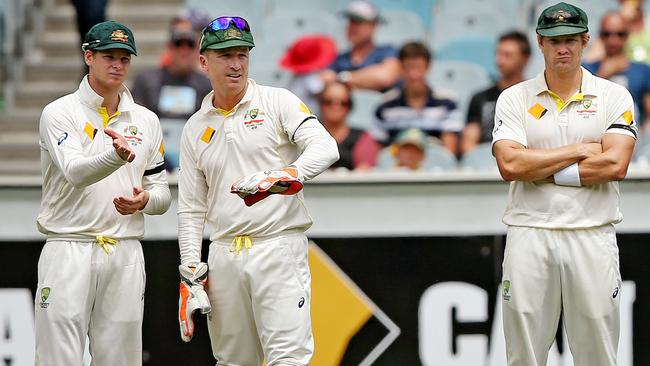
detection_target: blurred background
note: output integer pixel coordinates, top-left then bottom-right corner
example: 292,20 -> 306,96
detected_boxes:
1,0 -> 650,365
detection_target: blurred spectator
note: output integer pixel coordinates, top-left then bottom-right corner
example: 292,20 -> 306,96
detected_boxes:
373,42 -> 462,155
280,35 -> 338,116
319,82 -> 380,170
158,9 -> 210,68
393,128 -> 427,171
620,0 -> 650,64
461,31 -> 530,155
320,0 -> 401,91
583,11 -> 650,128
131,10 -> 212,172
71,0 -> 107,74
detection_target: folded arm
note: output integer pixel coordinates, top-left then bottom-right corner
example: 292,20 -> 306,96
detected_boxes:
578,133 -> 635,185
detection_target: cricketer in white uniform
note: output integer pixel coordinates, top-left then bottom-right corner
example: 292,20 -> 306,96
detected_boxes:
35,21 -> 171,366
176,16 -> 339,366
492,3 -> 637,366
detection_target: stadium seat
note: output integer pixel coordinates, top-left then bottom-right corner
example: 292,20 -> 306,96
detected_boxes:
248,63 -> 291,89
347,89 -> 384,130
259,11 -> 345,56
186,0 -> 263,25
267,0 -> 349,16
428,60 -> 493,121
374,0 -> 434,28
525,0 -> 616,32
431,7 -> 516,51
375,9 -> 428,47
435,36 -> 498,78
460,142 -> 498,171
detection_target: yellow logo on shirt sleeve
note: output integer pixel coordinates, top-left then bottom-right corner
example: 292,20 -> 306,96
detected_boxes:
527,103 -> 547,120
622,110 -> 634,125
299,102 -> 311,115
83,122 -> 97,140
201,127 -> 215,143
159,141 -> 165,156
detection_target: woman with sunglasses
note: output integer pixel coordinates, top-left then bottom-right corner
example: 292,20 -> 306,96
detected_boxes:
176,16 -> 338,366
319,81 -> 380,170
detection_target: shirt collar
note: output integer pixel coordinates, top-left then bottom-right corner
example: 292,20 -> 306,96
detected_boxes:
199,79 -> 255,116
78,75 -> 137,112
533,66 -> 597,97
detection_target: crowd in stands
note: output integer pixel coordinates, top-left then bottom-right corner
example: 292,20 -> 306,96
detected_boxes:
125,0 -> 650,173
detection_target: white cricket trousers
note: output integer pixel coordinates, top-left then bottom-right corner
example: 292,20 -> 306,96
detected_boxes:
34,238 -> 146,366
502,224 -> 621,366
206,231 -> 313,366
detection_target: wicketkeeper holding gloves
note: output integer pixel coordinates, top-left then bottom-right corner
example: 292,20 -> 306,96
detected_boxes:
177,16 -> 338,366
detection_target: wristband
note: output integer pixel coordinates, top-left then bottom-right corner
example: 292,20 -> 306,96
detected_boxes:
554,162 -> 581,187
336,71 -> 352,84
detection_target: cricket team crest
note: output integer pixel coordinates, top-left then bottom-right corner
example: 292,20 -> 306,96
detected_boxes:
225,27 -> 242,40
502,280 -> 511,301
40,287 -> 51,309
582,99 -> 592,109
123,125 -> 144,146
244,108 -> 265,130
111,30 -> 129,43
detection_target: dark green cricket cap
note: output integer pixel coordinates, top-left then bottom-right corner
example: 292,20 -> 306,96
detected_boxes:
536,2 -> 588,37
200,24 -> 255,52
82,21 -> 137,55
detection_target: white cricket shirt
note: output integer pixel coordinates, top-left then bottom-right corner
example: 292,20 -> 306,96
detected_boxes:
37,76 -> 170,239
493,68 -> 638,229
178,79 -> 338,261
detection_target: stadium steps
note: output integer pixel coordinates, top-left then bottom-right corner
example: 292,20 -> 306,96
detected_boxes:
0,0 -> 183,176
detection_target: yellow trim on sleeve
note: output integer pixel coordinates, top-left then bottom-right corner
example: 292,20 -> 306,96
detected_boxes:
299,102 -> 311,114
622,110 -> 634,125
527,103 -> 547,120
200,127 -> 216,143
159,141 -> 165,155
83,122 -> 98,140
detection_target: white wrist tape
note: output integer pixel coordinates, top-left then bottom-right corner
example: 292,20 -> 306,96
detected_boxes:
554,162 -> 581,187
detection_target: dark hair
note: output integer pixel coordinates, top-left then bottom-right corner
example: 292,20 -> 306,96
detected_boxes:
398,41 -> 431,64
318,81 -> 354,109
498,31 -> 531,56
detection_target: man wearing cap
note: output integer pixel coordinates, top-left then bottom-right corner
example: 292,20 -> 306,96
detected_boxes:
35,20 -> 171,365
492,3 -> 637,365
321,0 -> 401,91
176,16 -> 338,366
132,10 -> 212,171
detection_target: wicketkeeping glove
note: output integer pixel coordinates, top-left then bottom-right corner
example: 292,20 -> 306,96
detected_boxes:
230,167 -> 304,206
178,262 -> 211,342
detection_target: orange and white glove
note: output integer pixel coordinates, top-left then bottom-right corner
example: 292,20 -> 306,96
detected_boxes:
178,262 -> 211,342
230,167 -> 304,206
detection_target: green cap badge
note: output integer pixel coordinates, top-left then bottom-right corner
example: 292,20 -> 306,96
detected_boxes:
82,21 -> 137,55
536,2 -> 588,37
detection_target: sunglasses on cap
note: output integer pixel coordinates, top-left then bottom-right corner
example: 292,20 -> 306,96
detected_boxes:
205,16 -> 250,32
543,10 -> 580,25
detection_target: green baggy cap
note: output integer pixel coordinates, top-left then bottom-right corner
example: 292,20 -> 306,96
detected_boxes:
82,21 -> 137,55
536,2 -> 588,37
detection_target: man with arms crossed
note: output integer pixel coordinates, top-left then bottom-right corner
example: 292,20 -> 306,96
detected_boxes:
36,21 -> 171,365
177,17 -> 338,365
492,3 -> 637,365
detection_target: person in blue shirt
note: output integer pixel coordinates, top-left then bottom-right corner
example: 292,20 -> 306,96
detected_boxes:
583,11 -> 650,129
320,0 -> 401,91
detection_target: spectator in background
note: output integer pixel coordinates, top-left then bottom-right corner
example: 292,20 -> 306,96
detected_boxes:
393,128 -> 427,171
583,12 -> 650,129
71,0 -> 108,74
158,9 -> 210,68
131,10 -> 212,172
319,81 -> 380,170
280,35 -> 338,116
619,0 -> 650,64
373,42 -> 462,155
320,0 -> 401,91
461,31 -> 530,155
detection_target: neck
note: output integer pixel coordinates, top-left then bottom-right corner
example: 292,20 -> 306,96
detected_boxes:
212,84 -> 247,111
498,72 -> 524,89
405,85 -> 428,108
351,40 -> 374,61
544,67 -> 582,100
88,75 -> 121,114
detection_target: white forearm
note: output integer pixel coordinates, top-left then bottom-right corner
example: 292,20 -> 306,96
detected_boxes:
142,172 -> 172,215
291,121 -> 339,180
65,149 -> 126,188
178,211 -> 205,265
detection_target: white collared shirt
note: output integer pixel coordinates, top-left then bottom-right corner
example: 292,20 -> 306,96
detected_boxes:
177,79 -> 338,263
38,76 -> 170,239
493,68 -> 638,229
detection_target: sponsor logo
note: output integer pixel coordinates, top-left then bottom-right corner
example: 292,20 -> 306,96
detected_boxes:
502,280 -> 511,301
40,287 -> 50,309
110,30 -> 129,43
57,132 -> 69,145
613,286 -> 619,299
298,297 -> 305,308
123,125 -> 143,146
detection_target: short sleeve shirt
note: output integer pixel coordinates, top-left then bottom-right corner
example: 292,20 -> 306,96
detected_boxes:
466,84 -> 503,143
492,68 -> 638,229
329,45 -> 397,73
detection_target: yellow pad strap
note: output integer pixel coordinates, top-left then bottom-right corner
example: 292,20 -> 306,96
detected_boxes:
231,235 -> 252,254
96,235 -> 117,254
